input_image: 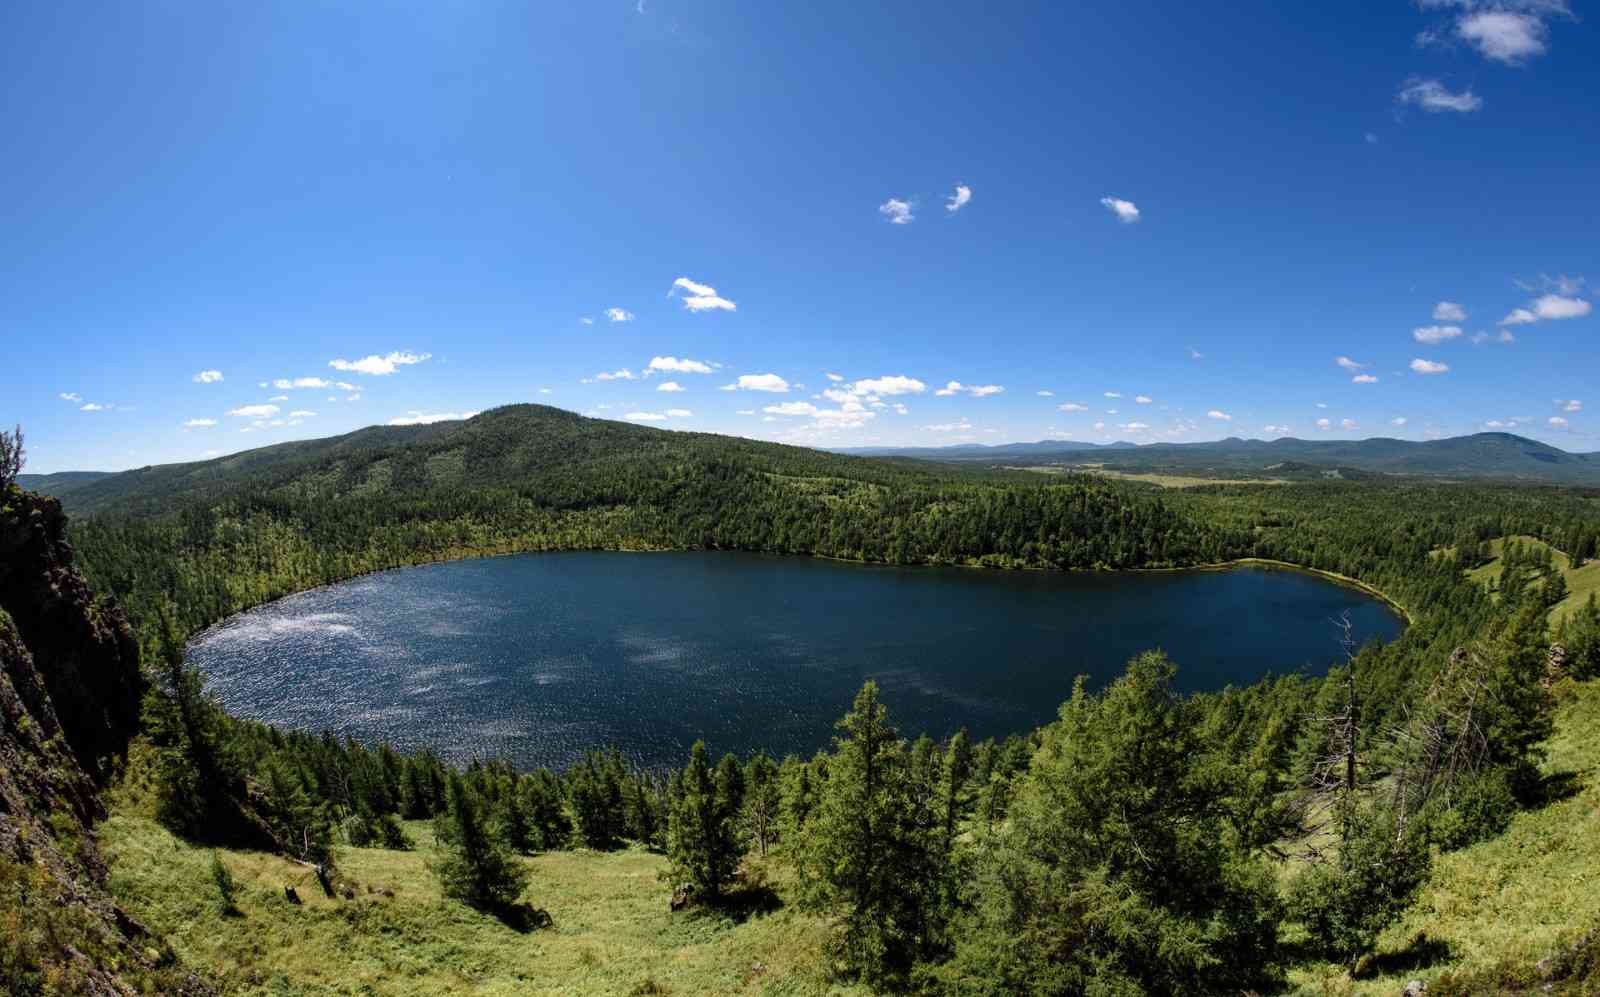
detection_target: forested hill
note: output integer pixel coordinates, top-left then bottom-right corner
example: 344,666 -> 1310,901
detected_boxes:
841,432 -> 1600,484
65,404 -> 1241,647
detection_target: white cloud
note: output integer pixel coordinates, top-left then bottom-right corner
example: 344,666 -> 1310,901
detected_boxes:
851,375 -> 925,396
1533,294 -> 1592,320
1135,395 -> 1153,404
1414,324 -> 1464,344
1457,10 -> 1549,63
1365,132 -> 1380,144
1472,329 -> 1517,344
670,276 -> 737,313
935,381 -> 962,396
288,410 -> 317,418
1122,421 -> 1150,431
227,404 -> 280,418
825,372 -> 844,382
764,401 -> 819,417
1410,358 -> 1450,374
329,351 -> 431,376
1549,416 -> 1569,427
648,356 -> 715,374
1353,374 -> 1380,384
1188,347 -> 1204,360
1392,416 -> 1408,427
1104,391 -> 1122,399
969,384 -> 1004,397
1341,418 -> 1359,430
183,418 -> 217,427
736,409 -> 756,415
721,373 -> 790,393
1036,390 -> 1055,397
1263,424 -> 1292,435
1336,356 -> 1367,372
1058,402 -> 1089,412
595,369 -> 637,381
387,411 -> 477,426
1092,421 -> 1106,431
1099,197 -> 1140,223
539,388 -> 552,395
269,394 -> 289,402
273,377 -> 346,390
1316,402 -> 1329,409
656,381 -> 685,392
665,408 -> 692,418
924,420 -> 974,433
1500,307 -> 1538,326
879,198 -> 915,225
605,307 -> 635,323
192,369 -> 224,383
1433,301 -> 1468,321
946,184 -> 972,213
58,392 -> 81,402
1561,399 -> 1582,412
1207,409 -> 1232,421
579,316 -> 595,326
1396,77 -> 1483,113
1316,417 -> 1332,430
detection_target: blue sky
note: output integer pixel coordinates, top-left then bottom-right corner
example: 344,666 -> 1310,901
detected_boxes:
3,1 -> 1596,472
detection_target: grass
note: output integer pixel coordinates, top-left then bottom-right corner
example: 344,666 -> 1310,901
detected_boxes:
1285,677 -> 1600,994
1458,535 -> 1600,628
98,675 -> 1600,996
99,766 -> 861,997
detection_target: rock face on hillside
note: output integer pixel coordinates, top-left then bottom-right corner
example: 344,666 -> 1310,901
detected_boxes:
0,486 -> 213,995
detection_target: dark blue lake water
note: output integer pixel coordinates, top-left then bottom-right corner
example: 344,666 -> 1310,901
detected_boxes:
187,551 -> 1403,771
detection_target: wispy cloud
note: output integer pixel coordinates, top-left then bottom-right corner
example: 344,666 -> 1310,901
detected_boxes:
595,369 -> 637,381
58,392 -> 81,402
656,381 -> 685,392
1099,196 -> 1140,223
1336,356 -> 1367,372
1396,77 -> 1483,113
182,418 -> 217,427
1413,325 -> 1463,344
605,307 -> 635,323
1432,301 -> 1467,321
879,198 -> 915,225
1354,374 -> 1380,383
669,277 -> 737,312
192,369 -> 224,383
936,380 -> 1003,398
387,411 -> 477,426
329,351 -> 432,376
1410,358 -> 1450,374
1207,409 -> 1232,421
648,356 -> 715,374
1392,416 -> 1408,427
946,184 -> 972,213
720,373 -> 790,393
1058,402 -> 1089,412
228,403 -> 280,418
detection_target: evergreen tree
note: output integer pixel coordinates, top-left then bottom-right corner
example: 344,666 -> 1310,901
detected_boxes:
743,752 -> 781,857
431,774 -> 530,911
666,741 -> 741,901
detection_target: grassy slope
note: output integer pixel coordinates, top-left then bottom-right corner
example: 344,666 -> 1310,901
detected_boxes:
1288,678 -> 1600,995
1463,535 -> 1600,628
101,747 -> 859,997
102,682 -> 1600,996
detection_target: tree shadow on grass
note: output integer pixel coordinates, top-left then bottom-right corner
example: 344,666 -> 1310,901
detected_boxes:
1533,769 -> 1584,809
490,901 -> 554,934
1357,932 -> 1454,979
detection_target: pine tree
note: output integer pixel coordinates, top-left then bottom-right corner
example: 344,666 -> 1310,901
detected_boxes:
666,741 -> 741,902
743,753 -> 781,857
431,775 -> 530,911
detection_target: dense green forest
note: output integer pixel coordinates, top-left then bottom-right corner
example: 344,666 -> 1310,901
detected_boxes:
9,411 -> 1600,993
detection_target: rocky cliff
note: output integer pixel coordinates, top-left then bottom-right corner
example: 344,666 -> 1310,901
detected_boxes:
0,486 -> 212,995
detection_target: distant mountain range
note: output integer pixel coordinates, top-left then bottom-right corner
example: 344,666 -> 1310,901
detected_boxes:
18,427 -> 1600,505
838,432 -> 1600,484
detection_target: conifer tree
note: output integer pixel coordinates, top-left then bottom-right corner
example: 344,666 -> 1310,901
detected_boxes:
431,774 -> 530,911
666,741 -> 741,901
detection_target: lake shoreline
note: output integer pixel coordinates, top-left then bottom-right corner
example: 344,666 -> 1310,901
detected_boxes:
185,542 -> 1412,646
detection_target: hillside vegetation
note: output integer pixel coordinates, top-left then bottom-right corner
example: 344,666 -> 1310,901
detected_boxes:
7,415 -> 1600,994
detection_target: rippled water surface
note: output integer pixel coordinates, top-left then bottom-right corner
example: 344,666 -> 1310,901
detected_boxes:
187,552 -> 1404,770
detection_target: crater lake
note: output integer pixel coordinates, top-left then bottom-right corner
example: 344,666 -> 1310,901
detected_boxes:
186,551 -> 1404,770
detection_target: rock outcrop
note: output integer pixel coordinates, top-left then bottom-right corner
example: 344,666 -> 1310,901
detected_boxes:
0,485 -> 214,994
